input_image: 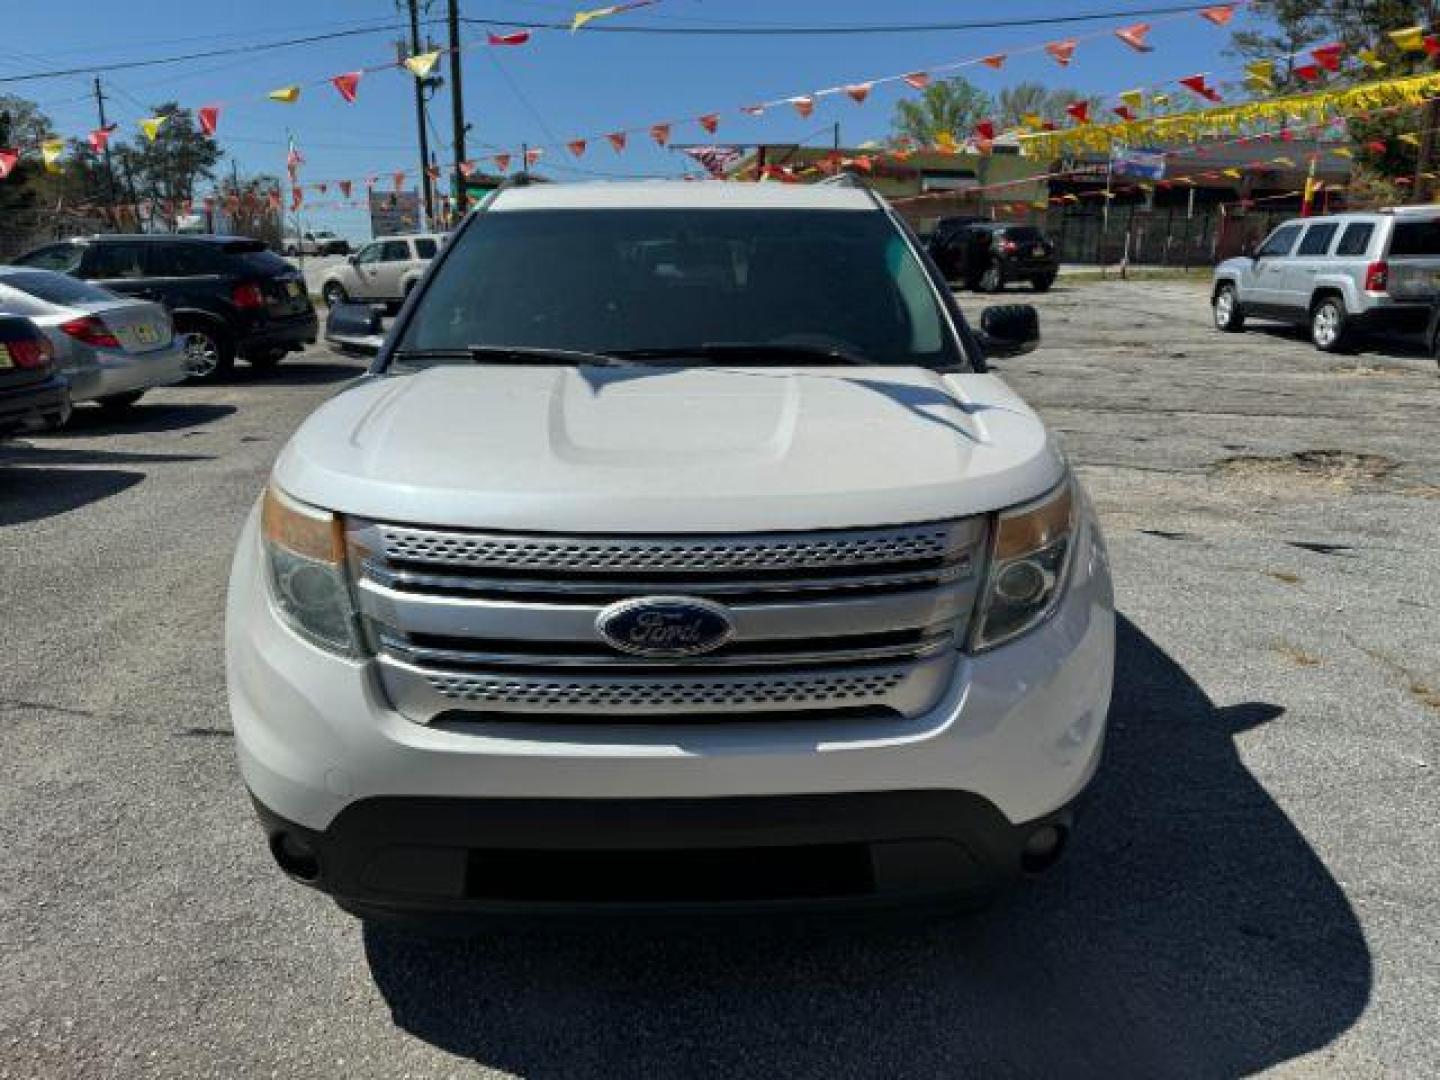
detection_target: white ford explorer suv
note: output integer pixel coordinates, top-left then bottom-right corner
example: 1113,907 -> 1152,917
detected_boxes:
226,180 -> 1115,918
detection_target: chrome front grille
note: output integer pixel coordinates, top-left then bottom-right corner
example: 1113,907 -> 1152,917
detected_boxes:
350,518 -> 986,723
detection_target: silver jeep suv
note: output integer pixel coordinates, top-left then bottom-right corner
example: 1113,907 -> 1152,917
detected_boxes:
1212,206 -> 1440,351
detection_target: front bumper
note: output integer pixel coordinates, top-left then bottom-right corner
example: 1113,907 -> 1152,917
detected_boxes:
227,506 -> 1115,908
64,343 -> 188,403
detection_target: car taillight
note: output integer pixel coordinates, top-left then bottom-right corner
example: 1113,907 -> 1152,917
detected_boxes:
59,316 -> 122,349
1001,240 -> 1018,254
1364,261 -> 1389,292
6,336 -> 53,369
232,282 -> 266,309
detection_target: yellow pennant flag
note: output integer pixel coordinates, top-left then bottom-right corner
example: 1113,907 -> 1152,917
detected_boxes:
139,116 -> 166,142
41,138 -> 64,173
403,50 -> 441,77
1389,26 -> 1427,53
1223,168 -> 1242,179
1151,93 -> 1171,107
268,85 -> 301,104
1245,60 -> 1275,87
1333,147 -> 1354,158
1400,132 -> 1422,146
572,5 -> 619,31
1358,48 -> 1385,70
934,130 -> 959,152
1020,112 -> 1043,130
1120,89 -> 1144,112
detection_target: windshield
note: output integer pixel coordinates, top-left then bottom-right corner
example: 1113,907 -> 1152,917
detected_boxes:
394,208 -> 966,369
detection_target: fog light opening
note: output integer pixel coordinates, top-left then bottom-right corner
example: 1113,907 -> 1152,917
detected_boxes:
269,831 -> 322,883
1020,824 -> 1069,874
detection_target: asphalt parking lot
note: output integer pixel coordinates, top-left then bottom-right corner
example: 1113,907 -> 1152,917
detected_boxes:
2,279 -> 1437,1078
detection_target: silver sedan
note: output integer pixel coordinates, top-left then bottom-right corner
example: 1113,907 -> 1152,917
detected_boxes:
0,266 -> 186,417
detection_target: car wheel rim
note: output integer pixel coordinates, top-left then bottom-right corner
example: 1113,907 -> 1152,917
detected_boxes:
1314,306 -> 1338,346
183,332 -> 220,377
1215,291 -> 1233,325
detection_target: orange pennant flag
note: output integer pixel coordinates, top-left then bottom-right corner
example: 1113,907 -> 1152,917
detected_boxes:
568,139 -> 587,158
392,171 -> 406,191
650,123 -> 671,146
331,72 -> 362,103
458,161 -> 475,178
197,106 -> 220,136
1046,40 -> 1077,66
844,83 -> 871,104
790,96 -> 815,118
698,113 -> 720,133
1114,23 -> 1153,52
290,186 -> 303,210
903,72 -> 930,90
1199,5 -> 1237,26
494,153 -> 512,172
1066,100 -> 1090,124
740,104 -> 766,117
338,180 -> 353,197
980,54 -> 1007,69
607,131 -> 628,152
525,147 -> 543,166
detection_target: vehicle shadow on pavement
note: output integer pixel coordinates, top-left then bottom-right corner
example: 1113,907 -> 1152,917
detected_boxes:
362,616 -> 1371,1078
56,403 -> 236,436
0,466 -> 144,527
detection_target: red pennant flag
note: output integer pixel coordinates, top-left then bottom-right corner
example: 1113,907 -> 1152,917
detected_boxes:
650,123 -> 671,146
458,160 -> 475,178
331,72 -> 362,103
568,139 -> 587,158
290,186 -> 303,211
525,148 -> 543,166
1180,74 -> 1222,101
0,147 -> 19,180
197,106 -> 220,136
338,180 -> 353,197
392,171 -> 406,191
1113,105 -> 1137,121
980,54 -> 1006,69
903,72 -> 930,90
975,120 -> 996,142
698,113 -> 720,133
1367,140 -> 1388,153
494,153 -> 512,172
790,96 -> 815,118
1293,64 -> 1322,82
1046,40 -> 1077,66
844,84 -> 871,104
88,127 -> 114,153
1425,34 -> 1440,57
1311,43 -> 1343,71
607,131 -> 627,152
488,30 -> 530,45
1199,4 -> 1236,26
1115,24 -> 1153,52
740,104 -> 766,117
267,191 -> 281,210
1066,101 -> 1091,124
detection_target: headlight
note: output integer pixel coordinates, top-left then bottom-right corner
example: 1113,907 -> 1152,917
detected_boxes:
968,477 -> 1077,652
260,484 -> 360,656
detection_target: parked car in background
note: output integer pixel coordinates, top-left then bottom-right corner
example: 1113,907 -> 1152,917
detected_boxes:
282,230 -> 351,257
0,267 -> 186,417
0,315 -> 70,440
929,220 -> 1059,293
318,234 -> 442,309
1212,207 -> 1440,352
230,181 -> 1114,919
12,235 -> 318,381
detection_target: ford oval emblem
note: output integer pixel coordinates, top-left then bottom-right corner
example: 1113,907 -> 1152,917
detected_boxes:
595,597 -> 736,658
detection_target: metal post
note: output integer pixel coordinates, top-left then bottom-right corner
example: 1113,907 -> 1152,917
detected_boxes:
92,78 -> 119,226
404,0 -> 434,228
447,0 -> 467,214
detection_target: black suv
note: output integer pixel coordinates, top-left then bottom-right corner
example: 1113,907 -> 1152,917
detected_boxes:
927,219 -> 1059,293
12,235 -> 317,381
0,315 -> 70,439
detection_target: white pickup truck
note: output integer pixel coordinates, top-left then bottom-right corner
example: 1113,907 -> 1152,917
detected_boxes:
227,181 -> 1115,918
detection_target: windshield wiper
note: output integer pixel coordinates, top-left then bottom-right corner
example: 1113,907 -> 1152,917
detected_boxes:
611,342 -> 871,366
391,346 -> 626,367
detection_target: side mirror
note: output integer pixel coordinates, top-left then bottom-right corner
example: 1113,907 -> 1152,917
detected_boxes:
977,304 -> 1040,360
324,302 -> 386,358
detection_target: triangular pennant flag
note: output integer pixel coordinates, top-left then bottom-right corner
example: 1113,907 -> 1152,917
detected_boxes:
41,139 -> 64,174
650,123 -> 671,146
698,113 -> 720,133
903,72 -> 930,90
1245,60 -> 1275,87
844,84 -> 871,105
1293,64 -> 1322,82
1223,168 -> 1242,179
88,126 -> 114,153
980,54 -> 1006,69
1120,89 -> 1144,112
1152,93 -> 1171,107
197,106 -> 220,136
571,5 -> 618,32
392,171 -> 406,191
1045,40 -> 1077,66
488,30 -> 531,46
790,96 -> 815,119
1400,132 -> 1422,147
404,51 -> 441,77
1179,74 -> 1222,101
740,104 -> 766,117
1332,147 -> 1353,158
139,116 -> 166,142
1113,106 -> 1137,121
1425,34 -> 1440,57
1115,24 -> 1153,53
268,85 -> 301,104
338,180 -> 353,197
1311,43 -> 1344,71
494,153 -> 512,172
331,72 -> 362,103
975,120 -> 996,142
458,161 -> 475,178
525,147 -> 543,166
607,131 -> 627,152
290,186 -> 303,210
1389,26 -> 1427,52
1199,5 -> 1236,26
934,131 -> 959,153
1020,112 -> 1043,131
0,148 -> 20,180
567,139 -> 587,158
267,191 -> 281,211
1358,48 -> 1385,70
1065,100 -> 1090,124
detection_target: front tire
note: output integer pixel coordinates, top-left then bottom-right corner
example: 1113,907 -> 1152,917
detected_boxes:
1310,296 -> 1349,352
1213,284 -> 1245,332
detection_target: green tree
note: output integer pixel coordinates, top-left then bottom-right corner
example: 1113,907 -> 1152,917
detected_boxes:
111,103 -> 222,229
1230,1 -> 1431,89
997,82 -> 1105,127
891,77 -> 995,145
0,95 -> 56,217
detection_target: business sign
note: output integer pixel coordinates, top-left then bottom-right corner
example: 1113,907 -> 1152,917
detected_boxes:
919,170 -> 979,192
1111,148 -> 1168,181
368,190 -> 422,237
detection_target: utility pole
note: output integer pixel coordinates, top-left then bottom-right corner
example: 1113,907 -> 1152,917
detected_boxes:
403,0 -> 435,228
92,77 -> 119,225
833,122 -> 840,150
447,0 -> 467,214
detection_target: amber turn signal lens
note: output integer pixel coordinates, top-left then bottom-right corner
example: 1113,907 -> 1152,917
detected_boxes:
993,483 -> 1074,561
261,484 -> 345,565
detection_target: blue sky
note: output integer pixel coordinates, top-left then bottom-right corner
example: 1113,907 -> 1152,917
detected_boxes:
4,1 -> 1251,236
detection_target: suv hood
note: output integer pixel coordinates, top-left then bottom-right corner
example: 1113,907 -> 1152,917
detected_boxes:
275,365 -> 1066,533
